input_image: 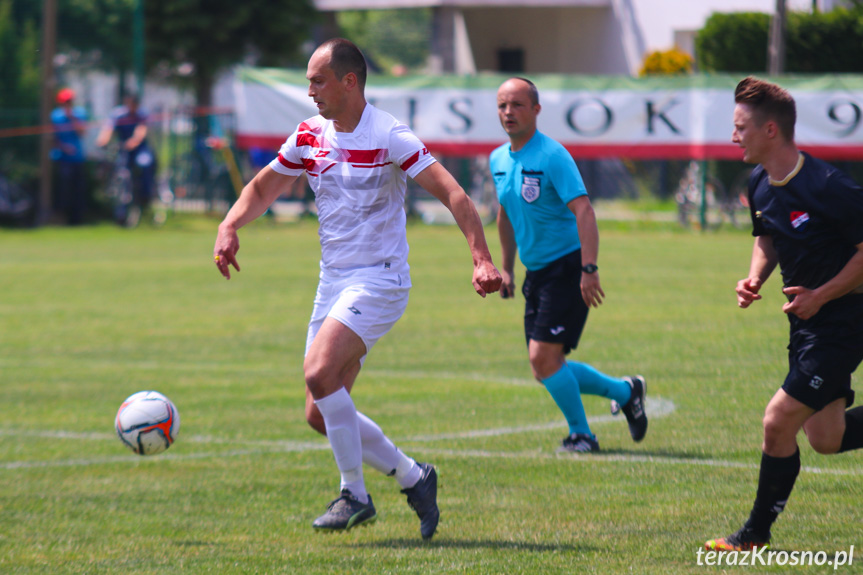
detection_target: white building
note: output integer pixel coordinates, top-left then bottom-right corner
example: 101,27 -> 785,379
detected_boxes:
314,0 -> 832,76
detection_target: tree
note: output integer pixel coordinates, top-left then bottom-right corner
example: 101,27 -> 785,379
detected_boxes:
6,0 -> 151,100
696,12 -> 770,73
0,0 -> 41,184
0,0 -> 40,109
144,0 -> 319,107
696,7 -> 863,73
785,7 -> 863,72
59,0 -> 136,73
336,9 -> 432,74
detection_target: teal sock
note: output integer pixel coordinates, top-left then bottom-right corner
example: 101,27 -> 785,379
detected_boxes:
567,361 -> 631,406
542,365 -> 592,436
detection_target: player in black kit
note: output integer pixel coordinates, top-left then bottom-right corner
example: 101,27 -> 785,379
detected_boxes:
706,76 -> 863,551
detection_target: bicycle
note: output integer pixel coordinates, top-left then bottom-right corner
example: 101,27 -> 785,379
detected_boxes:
675,161 -> 749,230
0,172 -> 35,227
100,146 -> 169,228
103,149 -> 139,227
169,137 -> 238,215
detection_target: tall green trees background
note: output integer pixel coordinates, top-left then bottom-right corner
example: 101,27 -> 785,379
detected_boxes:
696,5 -> 863,73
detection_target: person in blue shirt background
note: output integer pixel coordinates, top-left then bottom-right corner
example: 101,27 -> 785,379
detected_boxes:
51,88 -> 88,225
97,93 -> 156,221
490,77 -> 648,453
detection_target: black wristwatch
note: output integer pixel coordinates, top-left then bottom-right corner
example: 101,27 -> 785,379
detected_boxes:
582,263 -> 598,274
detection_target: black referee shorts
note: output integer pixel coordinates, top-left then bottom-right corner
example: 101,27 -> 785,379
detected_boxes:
522,250 -> 588,355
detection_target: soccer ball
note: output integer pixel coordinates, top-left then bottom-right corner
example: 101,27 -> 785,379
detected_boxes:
115,391 -> 180,455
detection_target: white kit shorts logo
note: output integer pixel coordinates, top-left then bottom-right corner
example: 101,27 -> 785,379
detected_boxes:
521,176 -> 540,203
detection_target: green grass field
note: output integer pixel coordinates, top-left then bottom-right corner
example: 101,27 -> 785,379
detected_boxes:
1,216 -> 861,574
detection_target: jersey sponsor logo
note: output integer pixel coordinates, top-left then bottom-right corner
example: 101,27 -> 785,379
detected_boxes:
301,147 -> 394,176
790,211 -> 810,230
522,176 -> 541,203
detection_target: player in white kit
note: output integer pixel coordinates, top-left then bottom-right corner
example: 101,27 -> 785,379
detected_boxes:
213,38 -> 502,539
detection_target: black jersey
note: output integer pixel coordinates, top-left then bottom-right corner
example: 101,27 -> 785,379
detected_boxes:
748,152 -> 863,295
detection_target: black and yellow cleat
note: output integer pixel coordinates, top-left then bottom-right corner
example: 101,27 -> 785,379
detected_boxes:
705,527 -> 770,551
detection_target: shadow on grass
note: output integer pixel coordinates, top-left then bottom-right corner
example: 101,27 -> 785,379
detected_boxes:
591,447 -> 743,461
173,540 -> 216,547
352,538 -> 594,552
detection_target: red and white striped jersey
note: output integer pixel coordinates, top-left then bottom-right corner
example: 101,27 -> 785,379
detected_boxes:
270,104 -> 436,271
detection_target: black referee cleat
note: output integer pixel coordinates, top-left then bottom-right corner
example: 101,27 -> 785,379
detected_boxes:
618,375 -> 648,442
401,462 -> 440,540
558,432 -> 600,453
312,489 -> 377,532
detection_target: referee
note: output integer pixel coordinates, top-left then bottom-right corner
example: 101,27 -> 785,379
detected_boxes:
490,77 -> 647,453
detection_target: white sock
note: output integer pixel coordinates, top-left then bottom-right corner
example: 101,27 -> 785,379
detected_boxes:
357,411 -> 421,489
314,388 -> 367,503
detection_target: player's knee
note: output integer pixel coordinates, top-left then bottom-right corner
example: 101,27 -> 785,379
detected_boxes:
528,352 -> 561,381
303,360 -> 329,396
762,410 -> 790,444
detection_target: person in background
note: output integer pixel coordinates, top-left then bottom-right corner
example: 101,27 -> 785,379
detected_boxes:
97,94 -> 156,224
51,88 -> 88,225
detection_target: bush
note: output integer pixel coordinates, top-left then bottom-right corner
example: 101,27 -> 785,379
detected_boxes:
696,12 -> 770,73
639,47 -> 694,76
697,7 -> 863,73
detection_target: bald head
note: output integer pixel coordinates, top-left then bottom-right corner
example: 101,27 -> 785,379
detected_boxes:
500,77 -> 539,106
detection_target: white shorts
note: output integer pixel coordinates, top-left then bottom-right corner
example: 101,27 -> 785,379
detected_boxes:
305,265 -> 411,363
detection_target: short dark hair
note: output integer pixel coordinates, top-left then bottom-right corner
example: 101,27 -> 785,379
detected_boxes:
512,77 -> 539,106
319,38 -> 367,90
734,76 -> 796,141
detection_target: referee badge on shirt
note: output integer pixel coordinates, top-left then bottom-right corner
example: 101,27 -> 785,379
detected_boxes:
521,176 -> 541,203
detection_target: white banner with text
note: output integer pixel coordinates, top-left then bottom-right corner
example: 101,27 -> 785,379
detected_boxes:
235,69 -> 863,160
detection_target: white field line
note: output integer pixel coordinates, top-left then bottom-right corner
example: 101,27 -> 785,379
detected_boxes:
2,395 -> 861,477
403,397 -> 676,441
415,448 -> 863,476
0,397 -> 673,445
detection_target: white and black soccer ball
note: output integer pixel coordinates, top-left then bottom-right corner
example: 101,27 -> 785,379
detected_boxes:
115,391 -> 180,455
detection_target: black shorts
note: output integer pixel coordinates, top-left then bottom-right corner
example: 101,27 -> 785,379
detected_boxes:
522,250 -> 588,355
782,300 -> 863,410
